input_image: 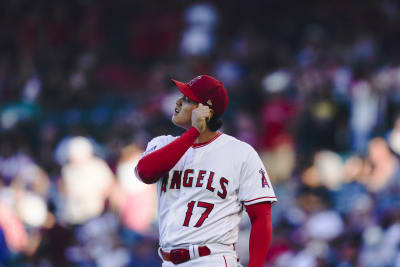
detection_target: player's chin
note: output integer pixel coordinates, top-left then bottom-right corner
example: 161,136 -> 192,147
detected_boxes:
171,115 -> 181,127
172,115 -> 189,129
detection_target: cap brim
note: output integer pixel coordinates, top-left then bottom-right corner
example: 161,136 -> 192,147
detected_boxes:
171,79 -> 200,102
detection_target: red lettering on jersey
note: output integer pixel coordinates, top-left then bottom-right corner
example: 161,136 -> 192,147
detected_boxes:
196,170 -> 207,187
170,170 -> 182,189
217,177 -> 228,199
259,169 -> 270,188
160,174 -> 168,194
206,171 -> 215,192
183,169 -> 194,187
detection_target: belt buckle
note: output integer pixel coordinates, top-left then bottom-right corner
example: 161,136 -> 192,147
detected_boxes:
170,249 -> 189,264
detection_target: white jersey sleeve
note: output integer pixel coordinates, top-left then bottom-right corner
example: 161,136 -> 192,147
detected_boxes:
135,135 -> 177,179
139,135 -> 177,160
238,146 -> 277,205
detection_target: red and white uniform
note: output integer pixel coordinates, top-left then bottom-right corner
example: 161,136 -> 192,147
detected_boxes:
140,132 -> 277,266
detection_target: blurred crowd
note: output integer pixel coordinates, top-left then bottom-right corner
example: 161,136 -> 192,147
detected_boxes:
1,0 -> 400,266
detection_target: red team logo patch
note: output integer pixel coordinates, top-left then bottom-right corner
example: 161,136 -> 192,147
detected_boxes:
259,169 -> 270,188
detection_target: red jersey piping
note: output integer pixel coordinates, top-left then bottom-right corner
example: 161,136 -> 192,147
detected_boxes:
192,132 -> 222,148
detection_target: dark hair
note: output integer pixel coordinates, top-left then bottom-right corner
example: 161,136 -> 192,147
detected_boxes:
207,115 -> 223,131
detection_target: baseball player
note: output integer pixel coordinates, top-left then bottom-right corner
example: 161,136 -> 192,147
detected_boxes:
135,75 -> 277,266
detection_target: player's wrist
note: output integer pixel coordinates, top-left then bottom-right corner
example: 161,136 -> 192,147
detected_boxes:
188,126 -> 201,136
191,119 -> 204,132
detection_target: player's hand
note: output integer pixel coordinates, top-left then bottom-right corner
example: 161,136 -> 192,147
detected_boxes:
192,104 -> 212,133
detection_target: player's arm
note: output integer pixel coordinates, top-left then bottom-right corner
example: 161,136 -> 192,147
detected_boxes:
136,104 -> 211,184
135,127 -> 200,184
245,202 -> 272,267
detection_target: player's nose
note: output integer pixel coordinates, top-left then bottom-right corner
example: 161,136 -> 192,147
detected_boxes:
176,97 -> 183,106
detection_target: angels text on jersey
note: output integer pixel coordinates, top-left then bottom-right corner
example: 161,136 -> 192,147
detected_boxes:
160,168 -> 229,199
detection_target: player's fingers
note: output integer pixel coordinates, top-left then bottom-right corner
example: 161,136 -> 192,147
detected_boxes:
198,106 -> 210,114
194,110 -> 210,122
193,103 -> 211,121
204,109 -> 212,121
199,103 -> 210,112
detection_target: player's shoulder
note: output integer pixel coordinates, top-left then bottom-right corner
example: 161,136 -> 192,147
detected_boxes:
148,134 -> 178,146
220,133 -> 257,154
142,134 -> 178,157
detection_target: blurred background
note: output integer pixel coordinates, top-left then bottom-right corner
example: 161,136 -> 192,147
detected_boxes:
0,0 -> 400,266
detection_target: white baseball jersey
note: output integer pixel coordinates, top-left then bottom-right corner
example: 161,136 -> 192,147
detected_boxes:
140,132 -> 277,249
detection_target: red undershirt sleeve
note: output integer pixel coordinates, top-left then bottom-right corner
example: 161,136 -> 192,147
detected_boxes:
245,202 -> 272,267
135,127 -> 200,184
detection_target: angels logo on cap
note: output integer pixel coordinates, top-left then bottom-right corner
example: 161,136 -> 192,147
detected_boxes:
188,76 -> 202,87
171,75 -> 229,117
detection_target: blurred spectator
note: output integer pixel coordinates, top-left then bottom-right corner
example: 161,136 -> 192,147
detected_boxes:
12,164 -> 50,199
333,155 -> 370,215
366,137 -> 399,193
387,114 -> 400,156
350,80 -> 380,153
61,136 -> 114,225
0,202 -> 27,254
260,140 -> 296,183
180,3 -> 218,57
301,150 -> 345,190
0,138 -> 34,185
111,144 -> 157,233
260,88 -> 297,151
66,212 -> 131,267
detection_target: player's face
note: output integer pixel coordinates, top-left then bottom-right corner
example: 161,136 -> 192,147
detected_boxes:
172,95 -> 198,129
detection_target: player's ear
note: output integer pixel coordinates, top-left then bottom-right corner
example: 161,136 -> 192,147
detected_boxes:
206,109 -> 214,123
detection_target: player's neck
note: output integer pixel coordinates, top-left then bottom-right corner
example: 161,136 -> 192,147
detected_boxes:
195,128 -> 218,144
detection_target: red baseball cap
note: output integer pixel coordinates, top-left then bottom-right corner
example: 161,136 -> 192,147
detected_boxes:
171,75 -> 229,116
